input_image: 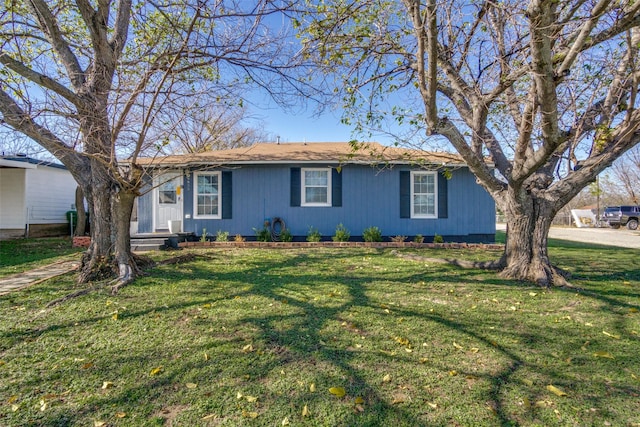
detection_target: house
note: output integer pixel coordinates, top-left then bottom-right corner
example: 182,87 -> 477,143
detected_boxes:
134,142 -> 496,242
0,155 -> 77,239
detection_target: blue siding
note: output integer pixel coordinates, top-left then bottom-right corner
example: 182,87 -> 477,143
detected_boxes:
176,164 -> 495,242
137,175 -> 153,233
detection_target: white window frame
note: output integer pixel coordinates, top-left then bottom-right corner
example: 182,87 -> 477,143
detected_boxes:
410,171 -> 438,219
301,168 -> 332,207
193,171 -> 221,219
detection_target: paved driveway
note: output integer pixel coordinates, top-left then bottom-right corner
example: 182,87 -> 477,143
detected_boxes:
496,223 -> 640,249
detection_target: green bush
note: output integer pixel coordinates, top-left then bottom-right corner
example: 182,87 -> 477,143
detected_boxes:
332,223 -> 351,242
306,226 -> 322,242
215,230 -> 229,242
414,234 -> 424,244
253,227 -> 271,242
363,226 -> 383,242
280,228 -> 293,242
200,228 -> 208,243
433,234 -> 444,244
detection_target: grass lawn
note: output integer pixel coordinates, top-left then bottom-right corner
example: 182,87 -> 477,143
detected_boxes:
0,237 -> 83,278
0,240 -> 639,426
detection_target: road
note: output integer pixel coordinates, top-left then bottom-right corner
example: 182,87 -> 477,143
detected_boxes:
496,223 -> 640,249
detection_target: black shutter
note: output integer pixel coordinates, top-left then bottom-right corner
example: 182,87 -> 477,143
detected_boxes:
332,168 -> 342,207
221,171 -> 232,219
290,168 -> 301,207
400,171 -> 410,218
438,172 -> 448,218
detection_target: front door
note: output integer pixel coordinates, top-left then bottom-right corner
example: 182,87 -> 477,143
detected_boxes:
154,171 -> 183,231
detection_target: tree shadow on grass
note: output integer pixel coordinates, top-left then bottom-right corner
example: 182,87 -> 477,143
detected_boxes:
3,247 -> 639,426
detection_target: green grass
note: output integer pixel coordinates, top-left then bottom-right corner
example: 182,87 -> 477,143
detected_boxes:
1,242 -> 639,426
0,237 -> 83,278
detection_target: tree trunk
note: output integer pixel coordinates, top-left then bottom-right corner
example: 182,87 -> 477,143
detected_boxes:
78,163 -> 115,283
74,186 -> 87,236
110,188 -> 142,293
498,195 -> 568,287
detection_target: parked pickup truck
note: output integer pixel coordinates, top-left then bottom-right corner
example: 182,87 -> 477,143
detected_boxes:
601,205 -> 640,230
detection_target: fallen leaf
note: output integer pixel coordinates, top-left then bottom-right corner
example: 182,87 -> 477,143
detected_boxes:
302,404 -> 310,417
593,351 -> 614,359
186,383 -> 197,389
282,416 -> 290,425
529,292 -> 537,296
242,410 -> 258,418
329,387 -> 346,397
419,357 -> 429,364
40,399 -> 47,411
453,342 -> 463,350
11,404 -> 19,412
81,362 -> 94,370
111,311 -> 118,321
602,331 -> 620,339
427,402 -> 437,409
101,381 -> 114,390
7,395 -> 18,404
355,396 -> 365,404
382,374 -> 391,383
391,392 -> 409,404
449,370 -> 458,376
149,366 -> 163,376
523,378 -> 533,386
202,413 -> 217,420
115,412 -> 126,418
470,347 -> 479,353
245,395 -> 258,402
546,384 -> 568,397
94,421 -> 106,427
242,344 -> 254,353
204,352 -> 210,361
309,383 -> 316,392
355,404 -> 365,412
629,308 -> 638,313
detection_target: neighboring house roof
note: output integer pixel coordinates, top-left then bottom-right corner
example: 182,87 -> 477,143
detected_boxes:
0,156 -> 68,170
135,142 -> 466,168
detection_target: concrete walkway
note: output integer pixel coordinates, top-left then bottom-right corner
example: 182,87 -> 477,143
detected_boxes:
0,259 -> 80,296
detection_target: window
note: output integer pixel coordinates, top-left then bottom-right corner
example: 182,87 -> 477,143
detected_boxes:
411,171 -> 437,218
302,168 -> 331,207
158,180 -> 177,204
194,172 -> 221,218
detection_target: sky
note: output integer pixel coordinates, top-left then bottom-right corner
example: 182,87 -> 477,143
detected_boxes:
258,107 -> 358,144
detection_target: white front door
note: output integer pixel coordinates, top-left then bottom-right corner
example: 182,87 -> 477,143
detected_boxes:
154,171 -> 183,231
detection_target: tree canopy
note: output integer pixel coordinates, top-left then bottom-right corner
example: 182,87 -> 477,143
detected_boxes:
297,0 -> 640,286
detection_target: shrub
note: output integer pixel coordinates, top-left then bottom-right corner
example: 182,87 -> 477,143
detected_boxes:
234,234 -> 245,243
215,230 -> 229,242
414,234 -> 424,244
280,228 -> 293,242
332,223 -> 351,242
433,234 -> 444,244
253,227 -> 271,242
200,228 -> 208,243
306,226 -> 322,242
363,226 -> 383,242
390,235 -> 407,243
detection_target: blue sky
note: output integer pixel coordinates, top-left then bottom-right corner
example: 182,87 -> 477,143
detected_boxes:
259,107 -> 358,143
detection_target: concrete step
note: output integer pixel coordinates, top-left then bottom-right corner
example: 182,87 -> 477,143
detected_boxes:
132,243 -> 166,252
131,238 -> 167,246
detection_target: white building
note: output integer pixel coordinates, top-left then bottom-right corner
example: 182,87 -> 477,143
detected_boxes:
0,156 -> 77,239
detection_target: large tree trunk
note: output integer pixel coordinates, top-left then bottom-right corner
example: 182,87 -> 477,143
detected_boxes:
78,162 -> 115,283
111,189 -> 143,293
498,194 -> 568,287
74,186 -> 87,236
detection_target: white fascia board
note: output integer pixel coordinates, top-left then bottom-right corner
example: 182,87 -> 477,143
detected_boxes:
0,159 -> 38,169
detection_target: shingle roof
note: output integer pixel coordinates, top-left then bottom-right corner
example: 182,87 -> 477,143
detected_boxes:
135,142 -> 465,167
